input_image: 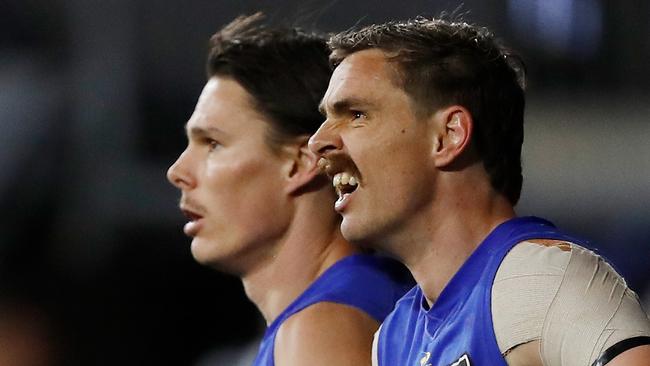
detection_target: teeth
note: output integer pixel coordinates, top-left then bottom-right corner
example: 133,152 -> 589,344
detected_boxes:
317,158 -> 329,171
332,172 -> 359,189
333,174 -> 342,187
340,172 -> 350,185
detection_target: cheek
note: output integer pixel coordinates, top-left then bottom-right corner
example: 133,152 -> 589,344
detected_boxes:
205,157 -> 287,224
205,153 -> 277,187
363,145 -> 431,207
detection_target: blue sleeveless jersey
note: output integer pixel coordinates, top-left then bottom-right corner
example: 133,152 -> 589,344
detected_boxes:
253,253 -> 413,366
376,216 -> 589,366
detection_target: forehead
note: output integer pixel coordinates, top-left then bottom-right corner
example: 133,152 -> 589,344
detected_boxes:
323,49 -> 403,109
194,77 -> 254,120
189,76 -> 268,132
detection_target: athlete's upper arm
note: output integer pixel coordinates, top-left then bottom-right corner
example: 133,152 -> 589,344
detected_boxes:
605,344 -> 650,366
274,301 -> 380,366
494,241 -> 650,366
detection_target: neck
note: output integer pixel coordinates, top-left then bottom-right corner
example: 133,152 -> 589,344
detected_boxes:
240,194 -> 358,325
395,166 -> 515,306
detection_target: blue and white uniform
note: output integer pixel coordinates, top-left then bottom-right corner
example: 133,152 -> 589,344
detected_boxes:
374,216 -> 591,366
253,253 -> 413,366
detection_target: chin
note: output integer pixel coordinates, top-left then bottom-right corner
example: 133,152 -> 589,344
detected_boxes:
342,216 -> 397,252
190,239 -> 248,276
340,219 -> 371,245
190,244 -> 212,265
190,239 -> 221,264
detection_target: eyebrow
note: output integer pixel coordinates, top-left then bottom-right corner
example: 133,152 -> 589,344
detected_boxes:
318,97 -> 374,117
185,125 -> 224,138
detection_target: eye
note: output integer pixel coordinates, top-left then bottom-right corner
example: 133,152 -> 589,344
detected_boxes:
205,138 -> 220,152
351,110 -> 366,122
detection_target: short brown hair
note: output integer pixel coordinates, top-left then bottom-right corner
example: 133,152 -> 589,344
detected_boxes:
329,17 -> 526,205
207,13 -> 332,150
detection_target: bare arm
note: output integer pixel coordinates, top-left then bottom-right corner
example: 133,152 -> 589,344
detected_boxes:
504,340 -> 542,366
495,241 -> 650,366
274,302 -> 380,366
601,344 -> 650,366
505,342 -> 650,366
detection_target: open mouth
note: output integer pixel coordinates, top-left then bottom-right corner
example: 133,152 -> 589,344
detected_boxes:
182,209 -> 203,222
180,207 -> 204,237
332,171 -> 360,212
332,172 -> 359,199
317,156 -> 362,212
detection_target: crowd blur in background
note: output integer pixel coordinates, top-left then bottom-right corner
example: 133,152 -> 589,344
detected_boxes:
1,0 -> 648,365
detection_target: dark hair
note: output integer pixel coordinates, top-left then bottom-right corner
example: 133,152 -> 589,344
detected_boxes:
329,17 -> 526,205
206,13 -> 331,151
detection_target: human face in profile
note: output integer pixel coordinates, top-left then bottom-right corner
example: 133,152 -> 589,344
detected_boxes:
309,49 -> 437,250
167,77 -> 293,274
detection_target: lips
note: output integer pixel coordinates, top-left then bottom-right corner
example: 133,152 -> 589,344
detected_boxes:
180,205 -> 205,237
182,209 -> 203,222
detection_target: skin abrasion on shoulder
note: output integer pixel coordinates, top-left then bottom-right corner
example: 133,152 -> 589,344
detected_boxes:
492,241 -> 650,365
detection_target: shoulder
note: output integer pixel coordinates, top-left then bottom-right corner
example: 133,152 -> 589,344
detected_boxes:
492,240 -> 571,353
494,240 -> 650,366
274,301 -> 380,366
332,254 -> 413,290
496,239 -> 571,281
314,254 -> 414,322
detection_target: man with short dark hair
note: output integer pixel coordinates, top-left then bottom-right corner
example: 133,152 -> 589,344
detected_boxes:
310,17 -> 650,366
167,14 -> 411,366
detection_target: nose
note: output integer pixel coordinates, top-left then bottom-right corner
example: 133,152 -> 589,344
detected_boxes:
167,149 -> 196,190
308,121 -> 343,158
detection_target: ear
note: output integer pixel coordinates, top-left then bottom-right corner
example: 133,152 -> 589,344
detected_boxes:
431,106 -> 473,168
283,136 -> 322,195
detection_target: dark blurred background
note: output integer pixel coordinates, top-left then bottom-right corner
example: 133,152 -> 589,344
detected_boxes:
1,0 -> 648,365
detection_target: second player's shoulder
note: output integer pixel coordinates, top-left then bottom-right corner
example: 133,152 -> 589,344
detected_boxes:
274,301 -> 380,366
497,239 -> 573,279
495,240 -> 650,366
498,239 -> 627,285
